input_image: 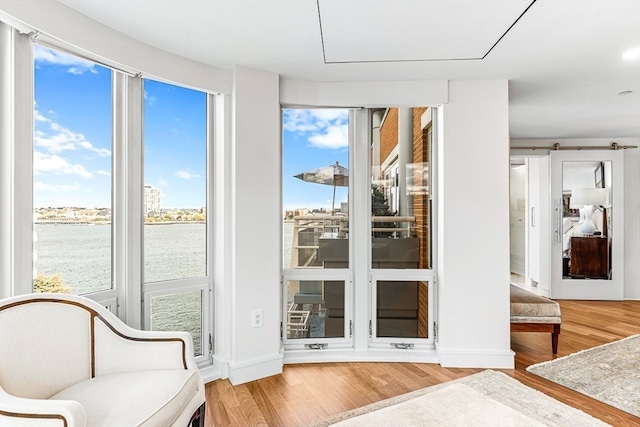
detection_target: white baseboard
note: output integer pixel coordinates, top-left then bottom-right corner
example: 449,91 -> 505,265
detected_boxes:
283,348 -> 439,365
228,353 -> 284,385
199,365 -> 222,384
437,345 -> 515,369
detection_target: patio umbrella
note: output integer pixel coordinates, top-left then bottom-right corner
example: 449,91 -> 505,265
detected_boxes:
294,161 -> 349,214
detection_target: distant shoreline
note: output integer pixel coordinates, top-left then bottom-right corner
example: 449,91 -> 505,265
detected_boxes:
35,221 -> 206,225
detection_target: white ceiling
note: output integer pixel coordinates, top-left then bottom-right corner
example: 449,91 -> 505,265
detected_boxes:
58,0 -> 640,139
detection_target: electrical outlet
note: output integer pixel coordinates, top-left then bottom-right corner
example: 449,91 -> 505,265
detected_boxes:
252,309 -> 263,328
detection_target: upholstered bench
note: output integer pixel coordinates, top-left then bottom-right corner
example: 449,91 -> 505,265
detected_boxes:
510,285 -> 561,354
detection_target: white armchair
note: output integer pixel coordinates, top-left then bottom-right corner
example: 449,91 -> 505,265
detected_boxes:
0,293 -> 206,427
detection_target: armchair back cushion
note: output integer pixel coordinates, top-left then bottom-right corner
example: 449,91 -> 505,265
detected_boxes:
0,301 -> 92,399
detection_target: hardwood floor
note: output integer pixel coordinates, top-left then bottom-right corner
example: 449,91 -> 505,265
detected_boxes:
205,300 -> 640,426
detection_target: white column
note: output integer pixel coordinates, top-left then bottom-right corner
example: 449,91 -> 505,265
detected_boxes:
397,108 -> 413,218
436,80 -> 514,368
113,73 -> 143,327
0,23 -> 33,298
371,109 -> 383,178
228,66 -> 282,384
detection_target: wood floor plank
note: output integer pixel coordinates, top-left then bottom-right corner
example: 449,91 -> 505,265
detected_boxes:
205,300 -> 640,426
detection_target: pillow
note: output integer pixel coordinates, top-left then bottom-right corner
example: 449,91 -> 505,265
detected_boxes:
562,218 -> 573,235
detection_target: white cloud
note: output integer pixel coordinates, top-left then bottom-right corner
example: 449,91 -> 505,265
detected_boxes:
34,45 -> 97,75
34,182 -> 79,192
34,110 -> 50,123
175,169 -> 201,179
95,170 -> 111,176
34,152 -> 93,178
34,110 -> 111,157
283,109 -> 349,150
283,109 -> 348,133
308,124 -> 349,150
144,91 -> 157,106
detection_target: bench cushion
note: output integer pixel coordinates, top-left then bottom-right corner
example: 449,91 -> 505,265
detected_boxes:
510,285 -> 561,323
51,369 -> 199,427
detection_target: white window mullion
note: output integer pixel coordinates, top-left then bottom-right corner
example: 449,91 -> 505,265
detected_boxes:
0,23 -> 33,298
113,72 -> 143,327
204,93 -> 216,361
351,108 -> 371,352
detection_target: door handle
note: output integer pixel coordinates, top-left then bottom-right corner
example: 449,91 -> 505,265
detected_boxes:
555,198 -> 562,244
531,207 -> 535,227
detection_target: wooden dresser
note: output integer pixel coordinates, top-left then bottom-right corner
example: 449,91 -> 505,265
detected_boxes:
570,236 -> 610,279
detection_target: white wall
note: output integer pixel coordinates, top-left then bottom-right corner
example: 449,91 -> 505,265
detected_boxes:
229,66 -> 283,384
625,146 -> 640,300
436,80 -> 514,368
0,0 -> 232,94
280,78 -> 448,107
512,138 -> 640,300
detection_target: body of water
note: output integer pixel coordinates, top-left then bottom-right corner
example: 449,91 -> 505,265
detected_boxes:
34,222 -> 295,355
35,222 -> 207,354
35,223 -> 206,294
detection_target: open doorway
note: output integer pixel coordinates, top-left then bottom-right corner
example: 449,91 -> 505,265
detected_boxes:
509,161 -> 526,279
509,156 -> 550,296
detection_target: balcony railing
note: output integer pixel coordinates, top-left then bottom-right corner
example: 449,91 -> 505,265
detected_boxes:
289,214 -> 416,269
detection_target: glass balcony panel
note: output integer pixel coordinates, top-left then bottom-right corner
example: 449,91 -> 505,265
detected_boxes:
286,279 -> 345,339
371,108 -> 432,270
150,290 -> 203,356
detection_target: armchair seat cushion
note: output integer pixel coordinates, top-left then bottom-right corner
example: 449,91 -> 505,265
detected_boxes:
51,369 -> 199,427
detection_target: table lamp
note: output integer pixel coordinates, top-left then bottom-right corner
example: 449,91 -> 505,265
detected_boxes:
570,188 -> 607,234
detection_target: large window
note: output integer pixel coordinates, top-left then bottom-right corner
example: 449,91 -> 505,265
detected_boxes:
370,108 -> 433,342
24,39 -> 213,361
33,45 -> 113,296
282,109 -> 350,343
282,107 -> 435,353
143,79 -> 209,357
143,80 -> 207,282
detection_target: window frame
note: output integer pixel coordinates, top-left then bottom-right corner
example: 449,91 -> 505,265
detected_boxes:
281,107 -> 438,358
2,28 -> 216,366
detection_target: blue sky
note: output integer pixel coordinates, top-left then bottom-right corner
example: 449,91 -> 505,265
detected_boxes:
34,45 -> 348,211
282,109 -> 349,211
34,45 -> 206,209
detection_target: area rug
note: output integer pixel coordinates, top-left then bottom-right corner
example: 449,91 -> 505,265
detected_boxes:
307,370 -> 609,427
527,334 -> 640,417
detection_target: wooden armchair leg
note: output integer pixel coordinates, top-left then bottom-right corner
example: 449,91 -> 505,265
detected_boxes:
190,403 -> 206,427
551,324 -> 561,354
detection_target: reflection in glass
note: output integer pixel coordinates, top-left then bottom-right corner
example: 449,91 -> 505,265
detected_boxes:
561,161 -> 612,280
370,108 -> 432,269
376,280 -> 429,338
285,280 -> 345,339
